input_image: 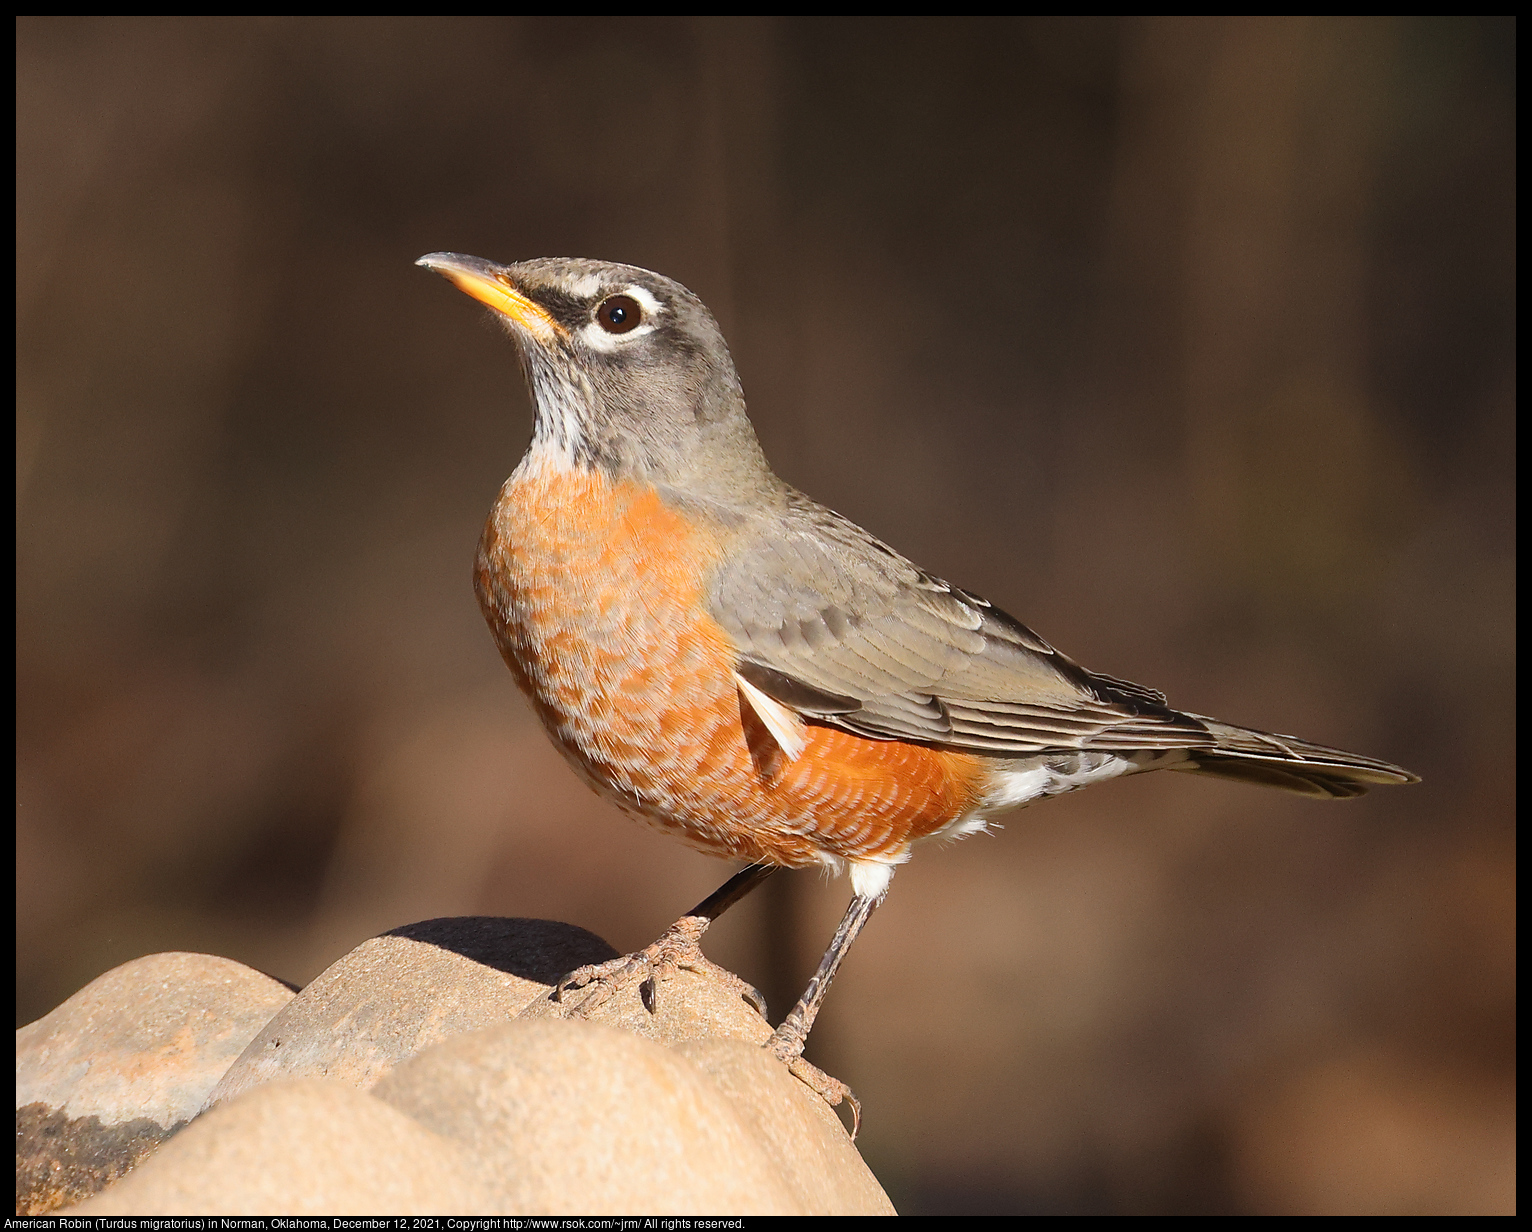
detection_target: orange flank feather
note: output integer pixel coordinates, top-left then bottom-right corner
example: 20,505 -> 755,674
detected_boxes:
474,462 -> 989,868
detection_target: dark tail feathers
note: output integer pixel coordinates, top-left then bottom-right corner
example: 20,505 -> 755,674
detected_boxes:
1169,715 -> 1419,799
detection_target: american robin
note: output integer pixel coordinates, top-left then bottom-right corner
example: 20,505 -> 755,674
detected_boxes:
418,251 -> 1418,1125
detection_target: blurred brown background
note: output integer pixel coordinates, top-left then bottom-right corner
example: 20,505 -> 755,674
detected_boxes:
16,17 -> 1513,1215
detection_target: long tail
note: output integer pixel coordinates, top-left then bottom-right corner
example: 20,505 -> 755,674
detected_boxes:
1169,715 -> 1419,799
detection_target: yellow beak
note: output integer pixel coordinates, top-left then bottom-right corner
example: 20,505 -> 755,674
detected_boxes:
416,252 -> 562,344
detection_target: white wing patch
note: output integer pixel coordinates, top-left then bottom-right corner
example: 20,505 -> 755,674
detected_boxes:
735,671 -> 808,762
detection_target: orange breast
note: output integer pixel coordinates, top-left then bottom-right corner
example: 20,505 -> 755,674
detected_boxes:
474,461 -> 988,867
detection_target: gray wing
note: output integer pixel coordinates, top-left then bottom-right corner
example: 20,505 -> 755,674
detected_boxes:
707,492 -> 1214,756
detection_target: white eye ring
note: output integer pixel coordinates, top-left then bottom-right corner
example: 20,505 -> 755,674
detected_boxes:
578,284 -> 664,352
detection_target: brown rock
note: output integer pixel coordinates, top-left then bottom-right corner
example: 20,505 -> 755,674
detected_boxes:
203,917 -> 616,1109
32,921 -> 896,1215
15,951 -> 295,1214
374,1018 -> 806,1214
70,1078 -> 504,1215
672,1037 -> 896,1215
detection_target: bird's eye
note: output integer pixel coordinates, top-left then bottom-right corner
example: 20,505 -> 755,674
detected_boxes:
595,294 -> 643,334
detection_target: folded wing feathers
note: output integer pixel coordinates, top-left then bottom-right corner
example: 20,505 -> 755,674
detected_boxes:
715,529 -> 1202,755
711,499 -> 1413,783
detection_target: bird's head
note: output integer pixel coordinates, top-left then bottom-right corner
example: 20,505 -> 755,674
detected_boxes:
418,253 -> 771,498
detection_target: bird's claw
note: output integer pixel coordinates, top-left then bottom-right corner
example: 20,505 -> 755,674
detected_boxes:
550,914 -> 769,1021
767,1040 -> 862,1139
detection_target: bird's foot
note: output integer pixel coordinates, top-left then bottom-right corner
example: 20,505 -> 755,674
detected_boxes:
551,913 -> 769,1020
765,1030 -> 862,1140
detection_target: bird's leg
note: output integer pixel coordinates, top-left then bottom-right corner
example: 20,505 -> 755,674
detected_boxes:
765,886 -> 887,1138
554,862 -> 778,1018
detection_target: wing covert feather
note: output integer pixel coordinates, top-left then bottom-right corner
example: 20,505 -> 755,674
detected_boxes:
707,493 -> 1208,755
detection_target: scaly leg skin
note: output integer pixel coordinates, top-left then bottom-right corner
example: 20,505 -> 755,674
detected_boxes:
553,912 -> 768,1018
550,863 -> 777,1019
762,889 -> 884,1140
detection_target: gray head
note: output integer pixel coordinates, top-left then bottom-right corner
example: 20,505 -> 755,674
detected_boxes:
418,253 -> 774,499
